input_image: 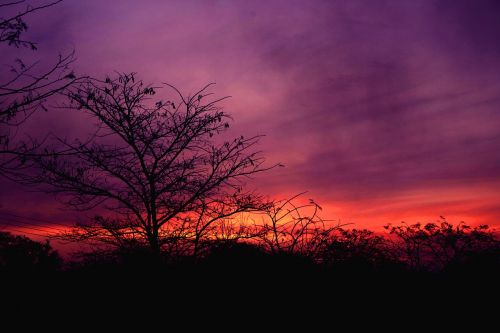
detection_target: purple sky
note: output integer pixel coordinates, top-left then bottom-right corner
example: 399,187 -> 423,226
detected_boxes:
1,0 -> 500,231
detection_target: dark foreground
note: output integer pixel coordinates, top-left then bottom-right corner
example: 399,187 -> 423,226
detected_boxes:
2,229 -> 500,320
3,242 -> 500,298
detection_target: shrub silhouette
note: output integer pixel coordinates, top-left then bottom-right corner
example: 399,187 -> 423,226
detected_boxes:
385,218 -> 500,272
0,231 -> 61,273
319,228 -> 400,274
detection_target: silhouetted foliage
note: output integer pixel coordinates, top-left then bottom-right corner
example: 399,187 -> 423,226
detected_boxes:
0,231 -> 61,273
385,218 -> 500,272
319,228 -> 398,274
1,217 -> 498,289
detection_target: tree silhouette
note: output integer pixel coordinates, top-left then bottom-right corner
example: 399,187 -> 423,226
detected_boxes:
0,1 -> 80,174
17,73 -> 278,255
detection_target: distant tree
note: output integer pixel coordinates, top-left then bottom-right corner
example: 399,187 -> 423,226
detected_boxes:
385,218 -> 499,271
0,0 -> 79,173
0,231 -> 61,273
17,73 -> 278,256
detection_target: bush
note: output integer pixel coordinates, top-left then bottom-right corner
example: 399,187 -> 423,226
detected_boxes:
0,232 -> 61,274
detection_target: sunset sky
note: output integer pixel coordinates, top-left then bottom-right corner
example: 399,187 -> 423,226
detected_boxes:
1,0 -> 500,237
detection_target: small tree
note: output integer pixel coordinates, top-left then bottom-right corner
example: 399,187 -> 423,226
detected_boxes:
19,73 -> 277,255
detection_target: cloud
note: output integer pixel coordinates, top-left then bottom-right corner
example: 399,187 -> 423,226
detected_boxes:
2,0 -> 500,228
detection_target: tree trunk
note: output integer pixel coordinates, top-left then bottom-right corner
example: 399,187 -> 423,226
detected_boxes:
148,230 -> 161,260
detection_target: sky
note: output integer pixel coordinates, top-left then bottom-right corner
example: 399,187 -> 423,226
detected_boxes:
1,0 -> 500,236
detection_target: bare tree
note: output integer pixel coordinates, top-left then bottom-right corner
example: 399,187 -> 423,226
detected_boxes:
0,0 -> 79,168
18,73 -> 278,255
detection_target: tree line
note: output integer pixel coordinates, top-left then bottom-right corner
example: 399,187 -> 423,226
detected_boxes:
1,217 -> 499,277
